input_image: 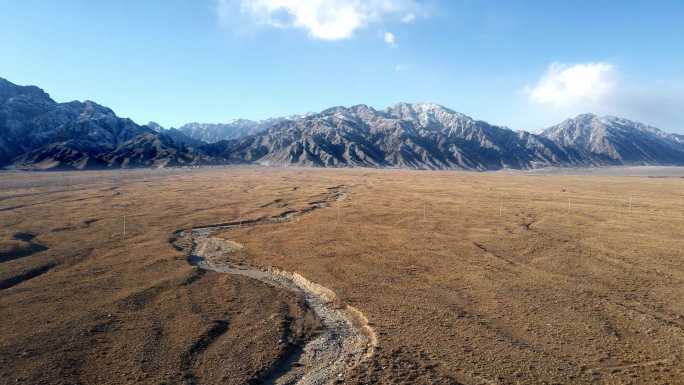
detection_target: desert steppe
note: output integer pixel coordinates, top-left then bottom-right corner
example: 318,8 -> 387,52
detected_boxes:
2,167 -> 684,384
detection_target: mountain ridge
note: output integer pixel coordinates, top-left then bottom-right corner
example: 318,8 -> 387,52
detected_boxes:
2,77 -> 683,171
541,113 -> 684,165
0,77 -> 200,170
168,117 -> 297,144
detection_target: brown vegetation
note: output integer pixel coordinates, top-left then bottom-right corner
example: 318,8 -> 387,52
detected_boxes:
1,167 -> 684,384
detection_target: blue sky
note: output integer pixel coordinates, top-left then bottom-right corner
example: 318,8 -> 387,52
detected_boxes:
1,0 -> 683,132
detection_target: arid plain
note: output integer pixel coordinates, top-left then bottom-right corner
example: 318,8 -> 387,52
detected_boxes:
2,167 -> 684,385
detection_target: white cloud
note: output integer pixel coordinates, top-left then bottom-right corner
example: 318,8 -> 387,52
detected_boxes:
220,0 -> 420,40
401,13 -> 415,23
525,62 -> 617,109
384,31 -> 396,46
523,62 -> 684,132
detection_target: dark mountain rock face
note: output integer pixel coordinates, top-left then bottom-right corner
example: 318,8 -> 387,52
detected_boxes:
3,77 -> 684,171
147,122 -> 207,148
209,103 -> 586,170
541,113 -> 684,165
99,133 -> 203,169
0,78 -> 198,170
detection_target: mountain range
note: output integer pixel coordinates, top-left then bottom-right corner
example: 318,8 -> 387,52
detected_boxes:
2,77 -> 683,171
169,118 -> 291,143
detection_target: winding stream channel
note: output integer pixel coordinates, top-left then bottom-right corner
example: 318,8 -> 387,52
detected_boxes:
172,187 -> 377,385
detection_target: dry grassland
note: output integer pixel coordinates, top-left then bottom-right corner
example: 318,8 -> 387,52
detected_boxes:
1,167 -> 684,384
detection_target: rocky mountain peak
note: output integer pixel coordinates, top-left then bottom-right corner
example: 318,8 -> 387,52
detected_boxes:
0,77 -> 53,105
547,113 -> 666,141
146,121 -> 164,132
385,102 -> 472,130
541,113 -> 684,163
76,101 -> 118,121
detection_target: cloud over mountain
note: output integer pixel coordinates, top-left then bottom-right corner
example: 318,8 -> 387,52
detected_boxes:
524,61 -> 684,132
525,62 -> 617,109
